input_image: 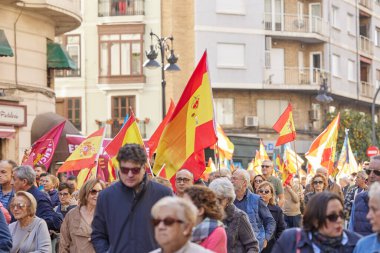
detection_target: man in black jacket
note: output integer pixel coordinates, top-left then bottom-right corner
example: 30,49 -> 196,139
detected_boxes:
91,144 -> 172,253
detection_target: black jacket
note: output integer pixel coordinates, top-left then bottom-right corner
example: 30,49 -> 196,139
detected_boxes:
261,204 -> 286,253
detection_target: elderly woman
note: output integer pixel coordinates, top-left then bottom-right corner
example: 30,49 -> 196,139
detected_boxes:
353,182 -> 380,252
257,181 -> 286,253
252,175 -> 265,193
209,177 -> 259,253
149,196 -> 213,253
59,179 -> 103,253
184,185 -> 227,253
304,174 -> 327,206
40,173 -> 60,207
272,192 -> 361,253
9,191 -> 51,253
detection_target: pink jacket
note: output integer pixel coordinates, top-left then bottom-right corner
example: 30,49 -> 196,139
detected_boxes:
200,226 -> 227,253
0,202 -> 11,224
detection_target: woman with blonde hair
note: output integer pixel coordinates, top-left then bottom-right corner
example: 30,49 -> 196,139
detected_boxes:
9,191 -> 51,253
59,179 -> 104,253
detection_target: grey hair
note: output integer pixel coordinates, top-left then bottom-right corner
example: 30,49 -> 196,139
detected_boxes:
13,165 -> 36,186
357,170 -> 368,180
371,155 -> 380,161
176,169 -> 194,179
209,177 -> 236,204
235,168 -> 250,186
214,168 -> 232,179
368,182 -> 380,205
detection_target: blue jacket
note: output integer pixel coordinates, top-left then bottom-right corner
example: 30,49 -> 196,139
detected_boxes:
353,233 -> 380,253
234,190 -> 276,250
0,210 -> 12,252
91,176 -> 172,253
48,189 -> 60,207
27,185 -> 63,231
351,191 -> 372,236
272,228 -> 361,253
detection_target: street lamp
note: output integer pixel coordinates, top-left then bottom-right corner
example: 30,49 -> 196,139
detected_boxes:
371,86 -> 380,145
143,31 -> 180,119
316,75 -> 333,103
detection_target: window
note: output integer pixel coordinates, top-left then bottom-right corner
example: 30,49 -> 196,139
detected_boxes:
347,13 -> 355,35
347,59 -> 355,81
257,100 -> 288,128
375,27 -> 380,46
214,98 -> 234,125
297,2 -> 304,20
332,6 -> 339,28
98,0 -> 144,17
98,25 -> 144,83
55,97 -> 82,131
216,0 -> 245,14
332,54 -> 340,77
55,35 -> 81,77
217,43 -> 245,68
111,96 -> 136,137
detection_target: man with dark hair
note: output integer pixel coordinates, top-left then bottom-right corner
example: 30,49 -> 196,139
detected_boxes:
34,164 -> 47,187
66,174 -> 79,200
0,160 -> 17,209
91,144 -> 172,253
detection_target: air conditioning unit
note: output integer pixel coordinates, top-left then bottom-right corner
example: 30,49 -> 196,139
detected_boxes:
308,110 -> 319,121
244,116 -> 259,127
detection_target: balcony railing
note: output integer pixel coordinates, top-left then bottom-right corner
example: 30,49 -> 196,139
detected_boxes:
98,0 -> 144,17
359,0 -> 373,9
264,67 -> 324,86
264,13 -> 328,37
359,35 -> 373,55
360,81 -> 373,97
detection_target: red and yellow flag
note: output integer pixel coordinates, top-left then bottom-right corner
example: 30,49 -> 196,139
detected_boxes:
153,51 -> 217,179
273,103 -> 296,146
57,128 -> 105,173
215,123 -> 234,160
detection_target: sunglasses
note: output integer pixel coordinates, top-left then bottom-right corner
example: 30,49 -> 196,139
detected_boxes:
119,166 -> 142,175
151,217 -> 184,227
258,189 -> 271,195
254,179 -> 263,184
10,203 -> 28,210
261,165 -> 271,168
313,180 -> 324,185
59,192 -> 70,197
89,189 -> 102,196
176,177 -> 192,183
326,211 -> 345,222
365,169 -> 380,176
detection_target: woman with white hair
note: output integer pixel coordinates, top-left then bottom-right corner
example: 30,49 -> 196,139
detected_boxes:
209,178 -> 259,253
353,182 -> 380,252
149,196 -> 213,253
8,191 -> 51,253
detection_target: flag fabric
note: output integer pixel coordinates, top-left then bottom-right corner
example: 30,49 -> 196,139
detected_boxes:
252,150 -> 262,175
305,114 -> 340,175
153,51 -> 217,179
215,123 -> 234,160
284,146 -> 304,174
259,140 -> 269,161
57,128 -> 105,173
205,157 -> 217,174
23,121 -> 66,169
180,149 -> 206,180
273,103 -> 296,146
336,129 -> 358,177
147,100 -> 175,159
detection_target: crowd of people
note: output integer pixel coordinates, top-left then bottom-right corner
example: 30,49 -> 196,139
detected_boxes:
0,144 -> 380,252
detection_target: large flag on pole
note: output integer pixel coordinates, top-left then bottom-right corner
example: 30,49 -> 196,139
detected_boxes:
153,51 -> 217,179
215,123 -> 234,160
273,103 -> 296,146
336,129 -> 358,177
284,145 -> 304,174
23,121 -> 66,169
57,128 -> 105,173
305,113 -> 340,175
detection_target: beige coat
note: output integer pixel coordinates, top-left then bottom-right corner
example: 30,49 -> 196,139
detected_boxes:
59,207 -> 95,253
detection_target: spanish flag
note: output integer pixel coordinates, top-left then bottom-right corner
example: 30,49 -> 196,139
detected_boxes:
153,51 -> 217,179
273,103 -> 296,146
57,128 -> 105,173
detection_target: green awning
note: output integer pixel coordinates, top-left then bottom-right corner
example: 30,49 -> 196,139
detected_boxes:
47,42 -> 77,70
0,30 -> 14,57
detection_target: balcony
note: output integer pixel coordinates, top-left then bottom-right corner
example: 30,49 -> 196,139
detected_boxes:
359,35 -> 373,55
98,0 -> 144,17
360,81 -> 373,98
264,13 -> 328,41
264,67 -> 323,87
359,0 -> 373,10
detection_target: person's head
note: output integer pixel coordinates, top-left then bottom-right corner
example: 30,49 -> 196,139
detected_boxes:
212,168 -> 232,181
151,177 -> 173,190
175,169 -> 194,197
350,172 -> 358,184
257,181 -> 275,205
10,191 -> 37,220
355,171 -> 368,188
303,192 -> 344,237
311,174 -> 327,193
363,161 -> 370,170
151,197 -> 197,252
261,159 -> 274,178
57,173 -> 68,183
66,175 -> 78,190
34,164 -> 47,179
209,177 -> 236,209
252,174 -> 265,191
78,179 -> 103,208
183,185 -> 223,224
366,155 -> 380,186
231,169 -> 250,193
40,173 -> 58,192
13,165 -> 36,192
0,160 -> 17,186
316,167 -> 329,179
117,144 -> 147,189
338,176 -> 350,188
58,182 -> 75,206
300,175 -> 307,186
367,182 -> 380,233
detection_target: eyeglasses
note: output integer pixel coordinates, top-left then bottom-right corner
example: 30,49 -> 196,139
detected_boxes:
313,180 -> 324,185
10,203 -> 28,210
261,165 -> 271,168
365,169 -> 380,177
119,166 -> 142,175
175,177 -> 191,183
89,189 -> 102,196
254,179 -> 263,184
258,189 -> 271,195
151,217 -> 184,227
326,211 -> 345,222
59,192 -> 70,197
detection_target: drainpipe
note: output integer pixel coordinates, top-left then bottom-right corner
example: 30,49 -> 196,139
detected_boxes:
13,1 -> 25,88
356,0 -> 360,100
